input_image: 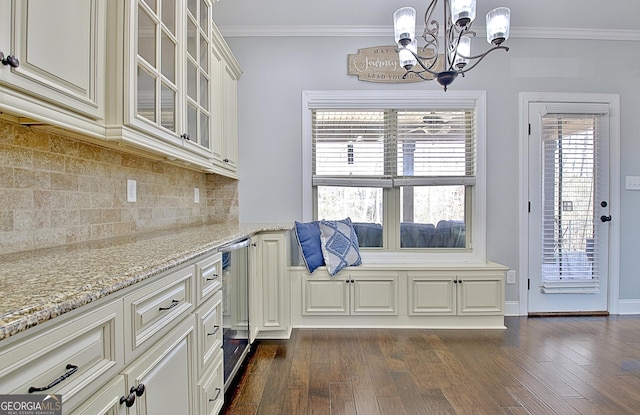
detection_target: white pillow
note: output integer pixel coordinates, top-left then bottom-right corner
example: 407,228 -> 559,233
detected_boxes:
318,217 -> 362,276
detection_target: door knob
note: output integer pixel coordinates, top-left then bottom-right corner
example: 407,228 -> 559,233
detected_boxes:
600,215 -> 612,222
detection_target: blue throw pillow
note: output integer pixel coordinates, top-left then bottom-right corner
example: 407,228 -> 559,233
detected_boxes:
319,217 -> 362,276
294,221 -> 325,273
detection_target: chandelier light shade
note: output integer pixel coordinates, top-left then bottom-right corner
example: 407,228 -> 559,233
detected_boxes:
393,0 -> 511,91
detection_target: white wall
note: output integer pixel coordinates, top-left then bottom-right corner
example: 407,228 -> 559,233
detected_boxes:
226,34 -> 640,306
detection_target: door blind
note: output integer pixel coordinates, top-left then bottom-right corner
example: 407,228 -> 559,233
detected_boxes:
540,113 -> 601,293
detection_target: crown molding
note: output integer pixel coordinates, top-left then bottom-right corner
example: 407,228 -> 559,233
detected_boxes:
218,25 -> 640,42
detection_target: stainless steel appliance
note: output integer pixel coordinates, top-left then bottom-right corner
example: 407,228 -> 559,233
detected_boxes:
218,237 -> 251,391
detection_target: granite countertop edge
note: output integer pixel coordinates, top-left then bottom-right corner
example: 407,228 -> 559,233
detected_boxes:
0,222 -> 292,341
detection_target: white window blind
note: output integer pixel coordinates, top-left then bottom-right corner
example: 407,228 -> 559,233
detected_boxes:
312,109 -> 476,187
395,110 -> 476,186
540,113 -> 601,293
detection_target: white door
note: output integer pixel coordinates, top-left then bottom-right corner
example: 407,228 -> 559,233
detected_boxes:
528,102 -> 611,314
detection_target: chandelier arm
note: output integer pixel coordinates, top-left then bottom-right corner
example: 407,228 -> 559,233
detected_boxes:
423,0 -> 439,39
409,50 -> 440,76
457,46 -> 510,74
403,69 -> 437,81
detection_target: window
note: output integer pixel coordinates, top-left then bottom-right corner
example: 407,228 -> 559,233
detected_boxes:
303,91 -> 487,262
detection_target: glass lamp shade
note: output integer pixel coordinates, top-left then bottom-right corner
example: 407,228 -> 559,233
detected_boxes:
399,39 -> 418,69
486,7 -> 510,45
451,0 -> 476,27
393,7 -> 416,45
453,36 -> 471,69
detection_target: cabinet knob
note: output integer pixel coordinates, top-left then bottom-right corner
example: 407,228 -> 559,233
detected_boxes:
0,52 -> 19,68
131,383 -> 146,397
120,394 -> 135,407
120,384 -> 144,407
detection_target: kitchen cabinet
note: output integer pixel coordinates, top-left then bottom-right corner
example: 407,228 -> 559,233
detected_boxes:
105,0 -> 242,176
69,376 -> 128,415
408,270 -> 504,316
211,51 -> 240,173
122,315 -> 195,415
302,270 -> 399,316
291,262 -> 507,328
252,231 -> 291,339
0,0 -> 106,132
196,354 -> 224,415
0,299 -> 124,413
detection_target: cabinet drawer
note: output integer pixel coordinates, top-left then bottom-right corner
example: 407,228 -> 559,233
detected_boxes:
124,265 -> 194,360
198,354 -> 224,415
195,252 -> 223,306
0,300 -> 123,413
196,290 -> 223,374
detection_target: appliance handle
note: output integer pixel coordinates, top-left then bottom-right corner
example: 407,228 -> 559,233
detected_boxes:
218,237 -> 252,253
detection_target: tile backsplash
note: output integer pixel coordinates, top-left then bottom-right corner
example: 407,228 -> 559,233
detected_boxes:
0,119 -> 238,255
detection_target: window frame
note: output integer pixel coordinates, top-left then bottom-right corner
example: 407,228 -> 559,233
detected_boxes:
302,90 -> 488,264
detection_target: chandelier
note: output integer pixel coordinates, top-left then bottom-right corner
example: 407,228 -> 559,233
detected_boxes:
393,0 -> 511,90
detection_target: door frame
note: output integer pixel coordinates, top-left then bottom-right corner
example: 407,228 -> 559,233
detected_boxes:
518,93 -> 621,315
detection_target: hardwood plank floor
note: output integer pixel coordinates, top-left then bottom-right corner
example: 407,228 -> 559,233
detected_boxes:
221,316 -> 640,415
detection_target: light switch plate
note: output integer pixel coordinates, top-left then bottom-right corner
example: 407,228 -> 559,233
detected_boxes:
127,179 -> 137,202
194,188 -> 200,204
625,176 -> 640,190
506,270 -> 517,284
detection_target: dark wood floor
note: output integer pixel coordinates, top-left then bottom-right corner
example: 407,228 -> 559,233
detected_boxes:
221,316 -> 640,415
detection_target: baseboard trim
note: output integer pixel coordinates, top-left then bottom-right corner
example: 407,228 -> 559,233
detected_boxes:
528,311 -> 609,317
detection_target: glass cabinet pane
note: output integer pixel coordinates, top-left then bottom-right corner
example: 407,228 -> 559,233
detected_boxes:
200,73 -> 208,111
187,61 -> 197,100
138,6 -> 156,66
161,30 -> 175,82
200,113 -> 209,148
142,0 -> 157,13
137,66 -> 156,122
199,0 -> 209,30
187,19 -> 197,59
161,82 -> 176,131
162,0 -> 175,34
200,34 -> 208,72
188,104 -> 197,139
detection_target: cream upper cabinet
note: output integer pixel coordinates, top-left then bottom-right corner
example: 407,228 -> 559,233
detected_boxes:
105,0 -> 241,177
0,0 -> 106,125
211,35 -> 241,174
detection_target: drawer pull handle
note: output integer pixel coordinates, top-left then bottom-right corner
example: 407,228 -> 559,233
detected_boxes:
206,273 -> 219,281
159,299 -> 179,311
207,325 -> 220,336
209,387 -> 222,402
28,364 -> 78,393
120,383 -> 145,407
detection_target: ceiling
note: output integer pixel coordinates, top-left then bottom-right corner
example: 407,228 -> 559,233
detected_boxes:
212,0 -> 640,40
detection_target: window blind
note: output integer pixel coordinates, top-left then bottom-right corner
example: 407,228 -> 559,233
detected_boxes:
540,113 -> 601,293
312,109 -> 475,187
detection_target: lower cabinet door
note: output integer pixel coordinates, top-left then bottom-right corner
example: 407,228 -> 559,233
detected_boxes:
198,353 -> 224,415
302,277 -> 349,315
69,376 -> 127,415
122,316 -> 195,415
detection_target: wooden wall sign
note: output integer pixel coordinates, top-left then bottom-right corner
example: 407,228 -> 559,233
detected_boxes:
348,46 -> 438,83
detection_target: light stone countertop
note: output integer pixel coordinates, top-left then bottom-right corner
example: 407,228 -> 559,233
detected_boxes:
0,222 -> 292,341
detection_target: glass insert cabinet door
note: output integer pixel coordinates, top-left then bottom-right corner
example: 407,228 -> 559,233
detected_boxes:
134,0 -> 214,152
